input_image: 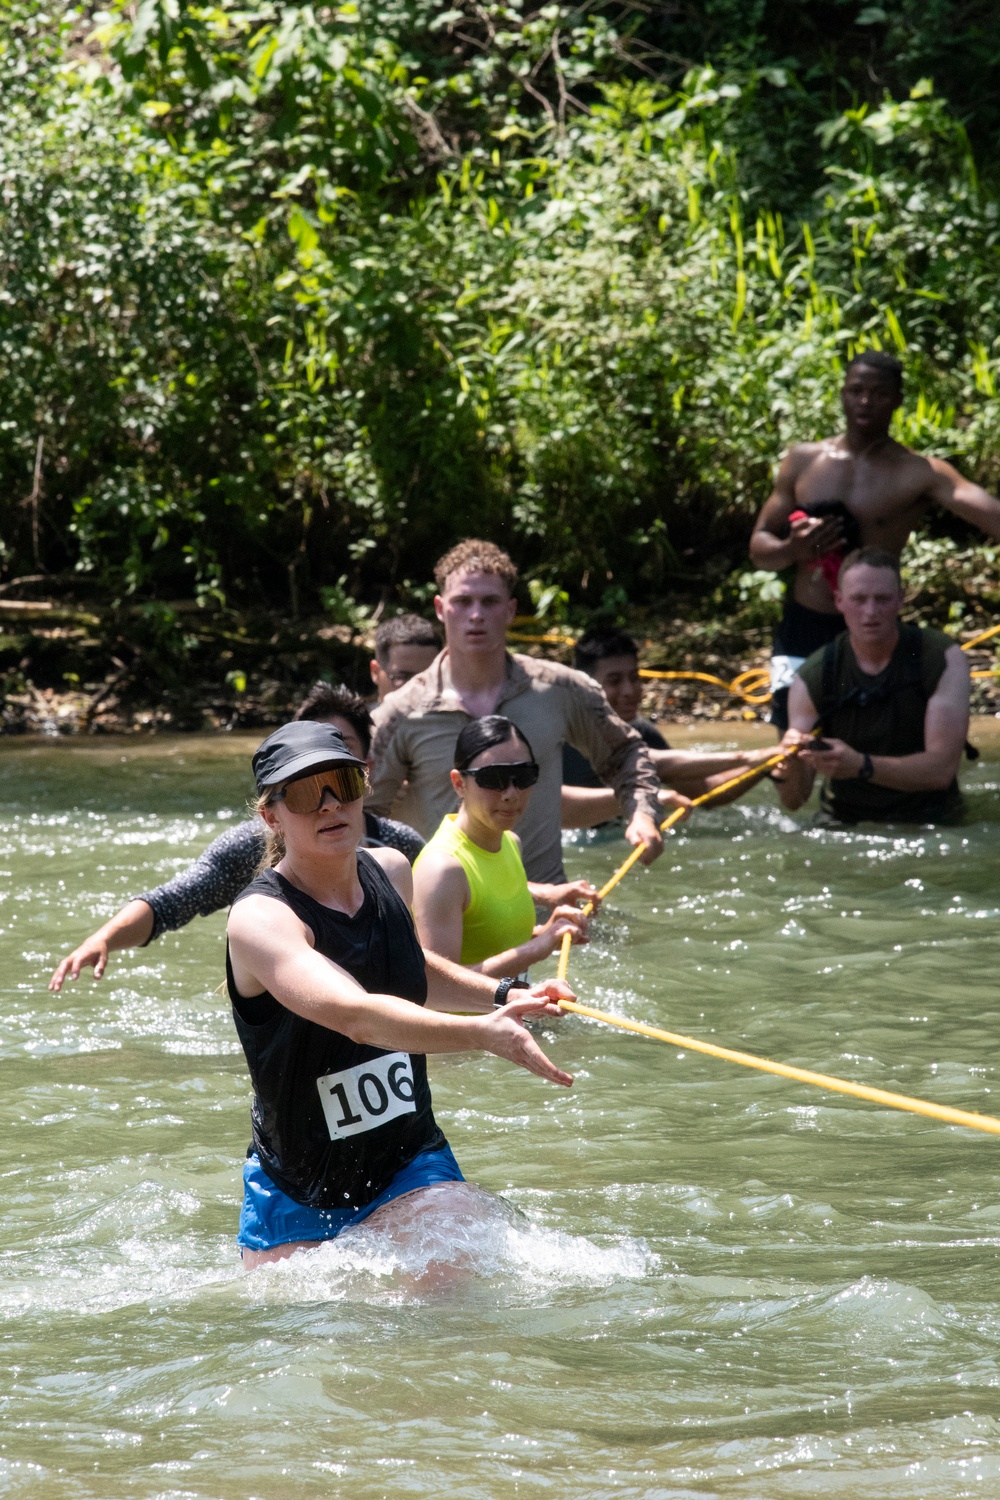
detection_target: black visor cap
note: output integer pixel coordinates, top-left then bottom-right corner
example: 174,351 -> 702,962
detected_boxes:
252,721 -> 367,794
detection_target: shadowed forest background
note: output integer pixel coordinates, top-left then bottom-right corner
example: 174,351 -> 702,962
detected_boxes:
2,1 -> 1000,726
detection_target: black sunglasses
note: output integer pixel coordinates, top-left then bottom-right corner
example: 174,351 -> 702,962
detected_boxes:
460,761 -> 540,791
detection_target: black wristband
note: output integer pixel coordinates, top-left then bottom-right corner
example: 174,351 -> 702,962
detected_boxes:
493,977 -> 530,1008
857,752 -> 874,782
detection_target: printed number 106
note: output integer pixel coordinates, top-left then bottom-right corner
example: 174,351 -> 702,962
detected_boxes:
328,1060 -> 415,1129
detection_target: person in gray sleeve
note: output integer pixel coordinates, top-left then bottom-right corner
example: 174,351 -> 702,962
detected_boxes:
49,683 -> 424,991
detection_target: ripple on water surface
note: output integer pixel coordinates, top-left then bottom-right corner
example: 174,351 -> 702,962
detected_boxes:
3,737 -> 1000,1498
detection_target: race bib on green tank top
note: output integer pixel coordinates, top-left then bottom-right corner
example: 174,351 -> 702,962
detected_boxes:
316,1052 -> 417,1141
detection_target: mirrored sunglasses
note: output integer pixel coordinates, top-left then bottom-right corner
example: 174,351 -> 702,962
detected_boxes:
462,761 -> 540,792
272,765 -> 366,813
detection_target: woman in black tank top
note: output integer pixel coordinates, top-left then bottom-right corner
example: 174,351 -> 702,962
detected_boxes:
227,721 -> 574,1269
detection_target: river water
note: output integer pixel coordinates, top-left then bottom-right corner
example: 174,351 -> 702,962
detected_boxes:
3,728 -> 1000,1498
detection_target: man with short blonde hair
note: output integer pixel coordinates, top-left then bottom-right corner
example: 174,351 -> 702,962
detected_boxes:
369,540 -> 674,888
777,547 -> 971,824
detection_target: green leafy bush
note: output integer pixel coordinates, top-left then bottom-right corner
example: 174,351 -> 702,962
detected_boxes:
0,2 -> 998,622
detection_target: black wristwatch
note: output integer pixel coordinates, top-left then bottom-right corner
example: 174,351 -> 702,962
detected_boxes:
494,977 -> 531,1008
857,752 -> 874,782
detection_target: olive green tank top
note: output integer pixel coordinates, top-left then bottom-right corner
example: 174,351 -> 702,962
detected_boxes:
798,624 -> 963,824
415,815 -> 536,966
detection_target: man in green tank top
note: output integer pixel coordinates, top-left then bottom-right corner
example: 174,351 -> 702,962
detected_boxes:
776,548 -> 971,824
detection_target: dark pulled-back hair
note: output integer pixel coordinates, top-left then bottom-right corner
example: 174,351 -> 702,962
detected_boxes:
293,681 -> 373,756
574,626 -> 639,677
453,714 -> 535,772
845,349 -> 903,392
837,546 -> 903,587
373,612 -> 440,666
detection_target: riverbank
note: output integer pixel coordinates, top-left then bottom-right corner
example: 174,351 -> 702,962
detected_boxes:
3,594 -> 1000,734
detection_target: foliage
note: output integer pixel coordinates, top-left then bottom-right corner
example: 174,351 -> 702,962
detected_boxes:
0,1 -> 999,631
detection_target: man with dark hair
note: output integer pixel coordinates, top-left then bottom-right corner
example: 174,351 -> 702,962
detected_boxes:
563,627 -> 776,821
776,547 -> 971,824
370,614 -> 441,701
369,541 -> 675,891
750,350 -> 1000,730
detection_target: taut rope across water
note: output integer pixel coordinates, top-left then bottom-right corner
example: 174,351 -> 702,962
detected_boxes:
554,743 -> 1000,1138
555,999 -> 1000,1138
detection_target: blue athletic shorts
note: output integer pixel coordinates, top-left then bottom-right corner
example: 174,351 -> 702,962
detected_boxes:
237,1143 -> 465,1252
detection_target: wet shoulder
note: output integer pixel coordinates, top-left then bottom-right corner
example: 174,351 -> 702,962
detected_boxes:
919,626 -> 959,687
357,846 -> 412,918
882,440 -> 938,493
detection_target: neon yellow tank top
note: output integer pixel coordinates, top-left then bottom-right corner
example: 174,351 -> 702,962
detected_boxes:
416,814 -> 536,966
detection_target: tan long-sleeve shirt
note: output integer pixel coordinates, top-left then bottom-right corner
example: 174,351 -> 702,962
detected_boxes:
368,651 -> 662,884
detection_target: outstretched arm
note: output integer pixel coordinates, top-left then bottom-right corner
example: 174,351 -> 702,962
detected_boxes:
927,458 -> 1000,541
228,897 -> 573,1086
653,745 -> 780,803
49,899 -> 155,991
774,678 -> 820,810
560,785 -> 621,827
48,820 -> 265,991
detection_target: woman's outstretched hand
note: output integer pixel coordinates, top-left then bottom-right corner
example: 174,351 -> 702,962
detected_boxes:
480,982 -> 575,1087
48,899 -> 156,992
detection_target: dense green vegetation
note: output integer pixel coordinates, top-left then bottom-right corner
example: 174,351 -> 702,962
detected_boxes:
1,1 -> 999,647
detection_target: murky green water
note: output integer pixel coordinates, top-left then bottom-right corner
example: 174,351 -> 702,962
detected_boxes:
4,730 -> 1000,1498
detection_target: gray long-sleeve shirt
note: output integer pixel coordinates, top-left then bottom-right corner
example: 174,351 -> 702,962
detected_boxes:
134,812 -> 424,941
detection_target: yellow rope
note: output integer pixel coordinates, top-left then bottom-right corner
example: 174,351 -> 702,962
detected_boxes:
960,621 -> 1000,652
507,630 -> 578,647
555,746 -> 793,980
638,624 -> 1000,707
638,666 -> 773,706
556,998 -> 1000,1137
510,618 -> 1000,706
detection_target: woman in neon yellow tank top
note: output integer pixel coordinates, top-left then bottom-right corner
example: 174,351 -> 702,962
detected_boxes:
413,717 -> 589,977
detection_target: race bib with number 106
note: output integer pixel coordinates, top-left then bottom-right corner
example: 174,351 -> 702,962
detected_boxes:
316,1052 -> 417,1141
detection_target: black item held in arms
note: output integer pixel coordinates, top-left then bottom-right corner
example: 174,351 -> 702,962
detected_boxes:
785,499 -> 862,553
819,624 -> 979,761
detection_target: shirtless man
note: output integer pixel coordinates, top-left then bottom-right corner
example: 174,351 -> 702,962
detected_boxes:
750,350 -> 1000,730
